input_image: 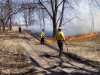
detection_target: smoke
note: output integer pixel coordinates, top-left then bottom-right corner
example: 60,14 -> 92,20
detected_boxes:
14,0 -> 100,35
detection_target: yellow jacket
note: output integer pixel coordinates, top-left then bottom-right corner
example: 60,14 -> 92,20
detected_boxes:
40,32 -> 45,38
56,31 -> 65,41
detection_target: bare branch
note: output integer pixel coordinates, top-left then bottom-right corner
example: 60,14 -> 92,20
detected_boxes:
50,0 -> 54,13
39,0 -> 53,19
59,0 -> 65,27
94,0 -> 100,8
57,0 -> 64,8
62,17 -> 75,25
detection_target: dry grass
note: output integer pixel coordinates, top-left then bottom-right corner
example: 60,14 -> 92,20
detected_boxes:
0,31 -> 99,75
0,31 -> 34,75
46,33 -> 100,62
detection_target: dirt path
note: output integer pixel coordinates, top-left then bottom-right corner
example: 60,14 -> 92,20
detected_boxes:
0,31 -> 100,75
24,32 -> 100,75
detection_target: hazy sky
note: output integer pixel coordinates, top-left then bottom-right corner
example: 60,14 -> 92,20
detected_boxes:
63,0 -> 100,35
14,0 -> 100,35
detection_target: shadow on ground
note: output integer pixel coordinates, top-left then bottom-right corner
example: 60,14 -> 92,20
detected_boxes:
26,32 -> 100,75
38,52 -> 100,75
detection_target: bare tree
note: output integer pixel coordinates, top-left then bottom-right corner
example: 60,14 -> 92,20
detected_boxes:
0,0 -> 23,31
0,0 -> 13,31
39,0 -> 66,37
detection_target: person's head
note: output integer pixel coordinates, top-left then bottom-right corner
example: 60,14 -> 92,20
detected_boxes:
42,29 -> 45,32
58,27 -> 62,32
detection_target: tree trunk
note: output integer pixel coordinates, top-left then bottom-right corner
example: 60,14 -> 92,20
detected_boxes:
9,17 -> 12,30
0,26 -> 1,31
2,21 -> 5,32
9,24 -> 12,30
3,25 -> 5,32
53,24 -> 57,37
52,17 -> 57,37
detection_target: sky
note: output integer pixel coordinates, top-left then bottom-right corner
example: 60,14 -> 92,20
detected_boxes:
14,0 -> 100,36
63,0 -> 100,35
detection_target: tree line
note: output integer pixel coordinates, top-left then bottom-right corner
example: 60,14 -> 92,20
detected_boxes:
0,0 -> 98,36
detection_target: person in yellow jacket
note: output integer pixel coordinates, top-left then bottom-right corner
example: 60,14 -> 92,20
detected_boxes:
56,28 -> 65,57
40,29 -> 46,45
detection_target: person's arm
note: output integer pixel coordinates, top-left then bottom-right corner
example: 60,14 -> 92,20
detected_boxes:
61,32 -> 65,41
40,32 -> 42,38
44,33 -> 46,39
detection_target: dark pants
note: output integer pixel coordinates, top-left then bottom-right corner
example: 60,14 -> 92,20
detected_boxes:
41,38 -> 44,45
57,40 -> 63,57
